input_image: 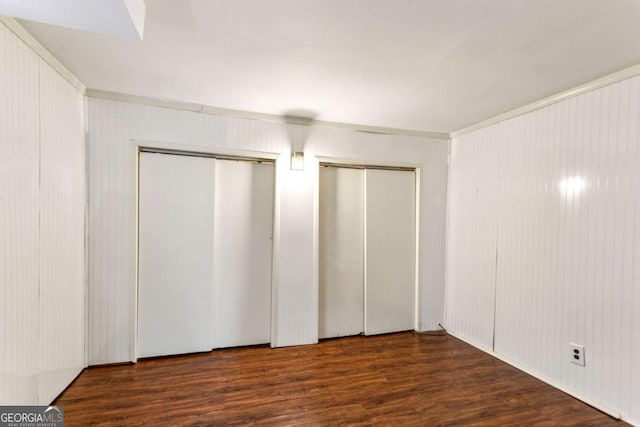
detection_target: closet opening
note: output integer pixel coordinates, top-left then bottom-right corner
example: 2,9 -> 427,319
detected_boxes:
318,161 -> 419,340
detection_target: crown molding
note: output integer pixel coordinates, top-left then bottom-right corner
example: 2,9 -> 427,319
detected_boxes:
0,16 -> 86,94
5,12 -> 640,141
86,89 -> 450,140
451,63 -> 640,139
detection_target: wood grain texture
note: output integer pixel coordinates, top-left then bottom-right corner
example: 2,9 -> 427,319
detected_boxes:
55,333 -> 625,426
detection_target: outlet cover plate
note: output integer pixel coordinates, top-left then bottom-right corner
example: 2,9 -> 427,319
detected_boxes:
570,343 -> 585,366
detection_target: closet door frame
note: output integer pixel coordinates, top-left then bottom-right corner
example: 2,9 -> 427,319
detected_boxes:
315,156 -> 422,340
129,139 -> 279,362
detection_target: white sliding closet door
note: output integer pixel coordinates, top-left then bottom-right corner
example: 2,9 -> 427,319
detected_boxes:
138,152 -> 215,358
364,169 -> 416,335
213,160 -> 274,348
319,166 -> 364,339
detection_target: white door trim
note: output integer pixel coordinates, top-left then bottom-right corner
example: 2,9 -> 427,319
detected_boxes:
314,155 -> 423,338
129,139 -> 279,362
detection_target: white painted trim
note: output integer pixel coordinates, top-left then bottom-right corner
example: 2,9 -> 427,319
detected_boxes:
90,62 -> 640,141
130,139 -> 281,359
446,329 -> 623,421
442,139 -> 452,330
7,10 -> 640,143
269,154 -> 282,348
135,140 -> 280,161
86,89 -> 450,140
316,156 -> 422,170
0,16 -> 86,94
414,168 -> 421,331
451,63 -> 640,139
311,157 -> 320,345
363,168 -> 368,334
83,95 -> 90,368
129,140 -> 139,363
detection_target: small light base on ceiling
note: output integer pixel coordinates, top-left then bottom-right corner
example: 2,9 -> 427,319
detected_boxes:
291,151 -> 304,171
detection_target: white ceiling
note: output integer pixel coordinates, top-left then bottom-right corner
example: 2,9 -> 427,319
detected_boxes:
1,0 -> 145,39
17,0 -> 640,133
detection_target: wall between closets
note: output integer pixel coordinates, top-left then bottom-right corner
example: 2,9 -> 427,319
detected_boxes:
86,97 -> 449,365
446,74 -> 640,424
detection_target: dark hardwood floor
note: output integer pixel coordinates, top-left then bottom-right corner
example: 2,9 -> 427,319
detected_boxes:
55,332 -> 625,426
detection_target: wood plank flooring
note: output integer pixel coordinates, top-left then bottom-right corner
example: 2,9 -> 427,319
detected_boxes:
55,332 -> 625,426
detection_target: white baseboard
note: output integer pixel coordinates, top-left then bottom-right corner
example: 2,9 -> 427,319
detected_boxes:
446,329 -> 625,422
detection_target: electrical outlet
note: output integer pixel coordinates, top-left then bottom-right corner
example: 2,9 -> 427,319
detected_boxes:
570,343 -> 585,366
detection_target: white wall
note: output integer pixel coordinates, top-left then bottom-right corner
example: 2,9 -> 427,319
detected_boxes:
0,21 -> 85,405
446,75 -> 640,425
86,97 -> 449,364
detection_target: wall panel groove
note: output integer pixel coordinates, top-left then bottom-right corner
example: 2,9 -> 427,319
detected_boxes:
0,20 -> 85,405
86,98 -> 448,363
0,22 -> 40,404
37,59 -> 85,404
446,74 -> 640,425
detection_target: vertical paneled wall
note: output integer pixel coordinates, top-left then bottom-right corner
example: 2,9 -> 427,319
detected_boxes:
37,60 -> 86,404
444,125 -> 500,351
86,97 -> 449,364
0,22 -> 85,405
0,22 -> 40,405
446,76 -> 640,424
